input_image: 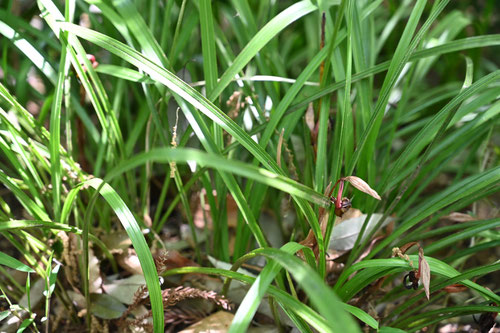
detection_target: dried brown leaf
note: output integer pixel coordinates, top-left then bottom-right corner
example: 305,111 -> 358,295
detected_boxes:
277,128 -> 284,168
343,176 -> 381,200
179,311 -> 234,332
419,247 -> 431,300
226,91 -> 242,119
399,242 -> 419,255
305,102 -> 315,132
442,284 -> 468,293
117,248 -> 143,275
442,212 -> 476,223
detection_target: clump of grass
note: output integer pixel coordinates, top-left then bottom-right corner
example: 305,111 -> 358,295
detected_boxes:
0,0 -> 499,332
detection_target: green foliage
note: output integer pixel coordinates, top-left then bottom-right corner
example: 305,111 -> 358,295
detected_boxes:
0,0 -> 498,332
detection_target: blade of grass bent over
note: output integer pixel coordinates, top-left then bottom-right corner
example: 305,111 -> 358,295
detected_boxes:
78,178 -> 163,333
105,148 -> 330,206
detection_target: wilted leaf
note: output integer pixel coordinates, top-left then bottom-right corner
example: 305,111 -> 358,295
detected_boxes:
193,192 -> 239,230
399,242 -> 418,255
419,248 -> 431,300
277,128 -> 284,168
343,176 -> 381,200
442,284 -> 467,293
330,213 -> 394,251
159,250 -> 199,269
442,212 -> 476,223
305,102 -> 315,132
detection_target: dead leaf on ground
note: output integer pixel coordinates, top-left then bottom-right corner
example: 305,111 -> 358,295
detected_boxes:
159,250 -> 199,269
179,310 -> 233,333
117,248 -> 143,275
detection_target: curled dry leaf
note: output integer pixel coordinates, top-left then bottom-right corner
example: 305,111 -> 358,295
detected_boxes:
399,241 -> 419,255
418,247 -> 431,300
343,176 -> 381,200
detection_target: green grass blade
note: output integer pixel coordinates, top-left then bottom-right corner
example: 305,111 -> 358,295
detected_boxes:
111,0 -> 169,67
348,0 -> 444,175
335,256 -> 500,304
0,252 -> 35,273
379,71 -> 500,195
252,247 -> 361,332
80,178 -> 163,333
0,220 -> 81,233
164,266 -> 332,332
106,147 -> 330,206
369,166 -> 500,258
198,0 -> 218,95
230,242 -> 304,333
0,19 -> 57,84
58,22 -> 282,175
0,172 -> 49,221
424,218 -> 500,254
289,34 -> 500,113
208,1 -> 317,101
49,33 -> 70,221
